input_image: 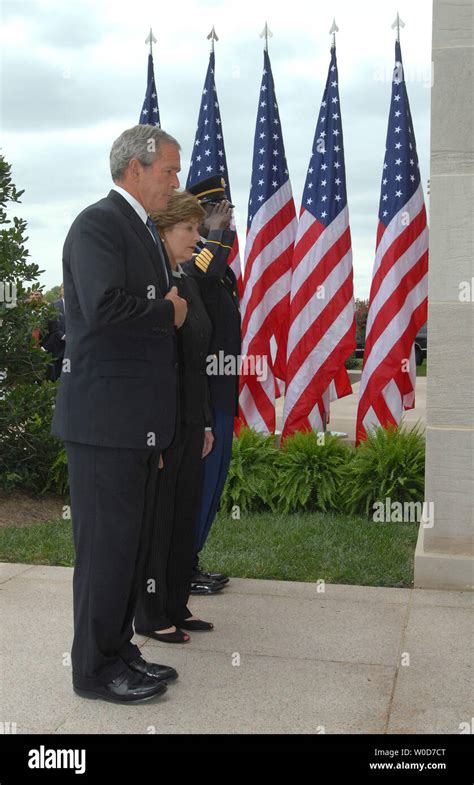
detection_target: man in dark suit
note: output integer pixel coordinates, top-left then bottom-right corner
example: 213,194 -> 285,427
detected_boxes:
41,284 -> 66,381
183,176 -> 241,594
51,125 -> 187,704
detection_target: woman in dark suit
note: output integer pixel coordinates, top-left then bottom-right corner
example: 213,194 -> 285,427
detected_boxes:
134,192 -> 215,643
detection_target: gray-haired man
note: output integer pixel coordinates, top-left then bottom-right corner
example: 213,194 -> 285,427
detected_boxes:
52,125 -> 187,703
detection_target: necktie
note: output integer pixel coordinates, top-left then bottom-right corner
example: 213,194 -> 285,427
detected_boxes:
146,217 -> 170,289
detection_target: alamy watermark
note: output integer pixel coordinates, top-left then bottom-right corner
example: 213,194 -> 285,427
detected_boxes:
28,746 -> 86,774
0,282 -> 17,309
373,61 -> 434,88
372,498 -> 434,527
206,351 -> 268,382
459,278 -> 474,302
0,721 -> 17,734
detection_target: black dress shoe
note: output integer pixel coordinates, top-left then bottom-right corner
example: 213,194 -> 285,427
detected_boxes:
190,580 -> 225,596
192,570 -> 225,585
194,563 -> 229,584
201,570 -> 230,585
129,656 -> 178,682
73,668 -> 167,704
191,571 -> 226,594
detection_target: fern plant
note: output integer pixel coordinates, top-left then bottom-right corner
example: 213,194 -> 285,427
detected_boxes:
43,447 -> 69,497
273,431 -> 353,513
345,423 -> 425,517
220,427 -> 277,513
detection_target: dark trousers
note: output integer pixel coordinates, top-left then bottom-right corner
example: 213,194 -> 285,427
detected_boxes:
193,407 -> 234,569
65,441 -> 160,689
135,423 -> 204,631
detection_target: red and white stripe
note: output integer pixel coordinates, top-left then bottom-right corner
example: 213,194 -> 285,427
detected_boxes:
356,184 -> 428,442
281,205 -> 356,438
239,180 -> 297,432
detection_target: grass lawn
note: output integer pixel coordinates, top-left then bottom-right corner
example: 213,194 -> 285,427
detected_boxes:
347,359 -> 427,376
416,359 -> 427,377
0,510 -> 418,588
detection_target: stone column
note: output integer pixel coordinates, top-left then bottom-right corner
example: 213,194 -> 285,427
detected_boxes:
414,0 -> 473,589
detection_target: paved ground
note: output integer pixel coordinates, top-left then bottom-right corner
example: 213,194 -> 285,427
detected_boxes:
275,378 -> 427,440
1,560 -> 471,735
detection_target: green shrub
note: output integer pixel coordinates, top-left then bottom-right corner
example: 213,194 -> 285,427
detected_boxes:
344,352 -> 359,369
0,153 -> 66,497
273,431 -> 353,513
345,423 -> 425,517
0,154 -> 55,387
220,427 -> 277,513
43,446 -> 69,497
0,382 -> 66,495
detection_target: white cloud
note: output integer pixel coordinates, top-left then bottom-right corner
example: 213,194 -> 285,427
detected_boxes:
1,0 -> 432,295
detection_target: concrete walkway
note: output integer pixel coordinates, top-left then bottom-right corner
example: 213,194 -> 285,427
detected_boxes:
275,378 -> 427,441
1,561 -> 472,735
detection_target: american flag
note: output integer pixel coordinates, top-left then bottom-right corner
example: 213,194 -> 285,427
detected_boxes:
186,51 -> 242,290
282,45 -> 355,439
356,41 -> 428,443
139,53 -> 161,127
239,50 -> 297,433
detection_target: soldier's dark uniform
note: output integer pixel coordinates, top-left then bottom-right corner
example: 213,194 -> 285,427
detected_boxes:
182,176 -> 241,592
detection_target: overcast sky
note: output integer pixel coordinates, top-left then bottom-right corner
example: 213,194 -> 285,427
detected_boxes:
0,0 -> 432,297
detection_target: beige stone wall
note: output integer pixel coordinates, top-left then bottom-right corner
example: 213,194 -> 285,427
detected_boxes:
414,0 -> 473,589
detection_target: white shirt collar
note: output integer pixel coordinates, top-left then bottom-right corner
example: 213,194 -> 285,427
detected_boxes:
112,185 -> 148,225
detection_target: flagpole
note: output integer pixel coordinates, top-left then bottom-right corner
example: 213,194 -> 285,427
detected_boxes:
329,17 -> 339,49
207,25 -> 218,53
259,21 -> 273,52
391,12 -> 405,42
145,28 -> 157,56
140,28 -> 160,127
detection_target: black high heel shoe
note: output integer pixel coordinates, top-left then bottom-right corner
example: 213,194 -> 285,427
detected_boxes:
178,618 -> 214,631
135,627 -> 190,643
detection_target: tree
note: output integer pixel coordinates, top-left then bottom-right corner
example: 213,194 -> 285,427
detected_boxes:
0,154 -> 54,386
0,155 -> 65,495
345,297 -> 369,369
44,284 -> 62,303
355,298 -> 369,348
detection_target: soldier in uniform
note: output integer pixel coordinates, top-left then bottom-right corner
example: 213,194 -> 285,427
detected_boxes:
183,176 -> 241,595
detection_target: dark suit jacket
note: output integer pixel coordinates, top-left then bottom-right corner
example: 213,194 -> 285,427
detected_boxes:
42,298 -> 66,381
51,190 -> 177,451
172,269 -> 212,428
182,228 -> 241,416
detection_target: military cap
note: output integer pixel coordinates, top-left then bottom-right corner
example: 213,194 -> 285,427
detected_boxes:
187,175 -> 233,205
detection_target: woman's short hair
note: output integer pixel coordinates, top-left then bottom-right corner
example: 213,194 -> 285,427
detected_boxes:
151,191 -> 206,232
